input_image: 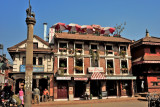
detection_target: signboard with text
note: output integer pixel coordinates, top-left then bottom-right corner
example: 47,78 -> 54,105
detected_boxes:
88,67 -> 104,72
20,65 -> 44,72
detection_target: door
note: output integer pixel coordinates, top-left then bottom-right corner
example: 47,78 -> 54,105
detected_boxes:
57,82 -> 68,98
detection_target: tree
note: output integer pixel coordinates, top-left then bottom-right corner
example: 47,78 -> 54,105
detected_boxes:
114,22 -> 126,36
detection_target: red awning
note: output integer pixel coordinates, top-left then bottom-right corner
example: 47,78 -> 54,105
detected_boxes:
91,72 -> 105,80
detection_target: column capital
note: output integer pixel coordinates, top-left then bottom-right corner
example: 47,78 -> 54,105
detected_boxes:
26,17 -> 36,25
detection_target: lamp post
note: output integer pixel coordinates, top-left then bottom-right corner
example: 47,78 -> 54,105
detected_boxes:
24,0 -> 36,107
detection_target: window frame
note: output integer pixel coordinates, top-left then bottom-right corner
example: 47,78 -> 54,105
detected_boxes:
106,58 -> 115,75
58,56 -> 68,75
58,41 -> 68,54
74,57 -> 84,75
105,44 -> 114,56
120,59 -> 129,75
74,42 -> 84,55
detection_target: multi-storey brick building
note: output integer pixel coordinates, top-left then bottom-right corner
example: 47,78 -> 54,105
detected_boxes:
131,30 -> 160,93
0,54 -> 13,89
53,31 -> 136,100
8,35 -> 54,97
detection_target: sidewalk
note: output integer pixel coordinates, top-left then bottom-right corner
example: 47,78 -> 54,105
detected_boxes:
32,96 -> 146,107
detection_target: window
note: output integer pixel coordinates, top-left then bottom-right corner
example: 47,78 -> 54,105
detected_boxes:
38,57 -> 43,65
152,82 -> 158,86
91,59 -> 99,67
22,57 -> 26,65
91,44 -> 97,50
106,45 -> 113,55
121,60 -> 128,74
75,59 -> 83,74
59,58 -> 67,74
150,46 -> 156,54
75,43 -> 83,54
33,57 -> 36,65
106,59 -> 114,75
33,43 -> 38,49
120,46 -> 127,56
59,43 -> 67,52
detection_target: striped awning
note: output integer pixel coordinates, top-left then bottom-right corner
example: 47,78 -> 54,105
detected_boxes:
91,72 -> 105,80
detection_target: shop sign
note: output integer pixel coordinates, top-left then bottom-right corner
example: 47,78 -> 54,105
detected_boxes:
88,67 -> 103,72
74,77 -> 88,81
106,76 -> 136,80
20,65 -> 44,72
56,77 -> 71,80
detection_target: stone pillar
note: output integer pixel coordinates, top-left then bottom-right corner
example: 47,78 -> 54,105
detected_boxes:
13,80 -> 16,94
86,81 -> 90,95
47,77 -> 50,94
54,82 -> 57,100
131,80 -> 135,97
24,16 -> 36,107
69,82 -> 74,101
36,79 -> 39,88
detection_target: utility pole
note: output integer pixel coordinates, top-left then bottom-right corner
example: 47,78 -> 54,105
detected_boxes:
24,0 -> 36,107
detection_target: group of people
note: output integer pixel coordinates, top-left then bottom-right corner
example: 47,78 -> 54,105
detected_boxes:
33,87 -> 49,104
0,85 -> 50,106
0,85 -> 23,107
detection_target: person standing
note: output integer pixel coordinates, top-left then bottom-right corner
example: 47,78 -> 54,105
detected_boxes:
33,87 -> 40,104
19,88 -> 24,106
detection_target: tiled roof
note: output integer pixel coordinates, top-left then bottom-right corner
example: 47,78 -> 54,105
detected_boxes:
133,56 -> 160,63
8,35 -> 49,50
131,36 -> 160,48
55,33 -> 132,43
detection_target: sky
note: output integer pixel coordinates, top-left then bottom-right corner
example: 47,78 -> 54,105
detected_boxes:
0,0 -> 160,60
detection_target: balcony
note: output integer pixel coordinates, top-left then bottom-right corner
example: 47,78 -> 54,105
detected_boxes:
20,65 -> 44,72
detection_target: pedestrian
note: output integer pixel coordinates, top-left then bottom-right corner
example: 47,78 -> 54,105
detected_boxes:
42,88 -> 49,102
12,94 -> 22,107
33,87 -> 40,104
19,88 -> 24,106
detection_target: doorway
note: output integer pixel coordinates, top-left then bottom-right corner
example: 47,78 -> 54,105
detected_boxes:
57,81 -> 68,99
90,80 -> 101,97
106,80 -> 117,96
74,81 -> 86,98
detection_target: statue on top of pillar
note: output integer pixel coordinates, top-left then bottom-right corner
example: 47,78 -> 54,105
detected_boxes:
26,0 -> 35,18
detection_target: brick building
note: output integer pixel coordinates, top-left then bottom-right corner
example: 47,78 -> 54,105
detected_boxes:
52,31 -> 136,100
0,54 -> 13,89
8,35 -> 54,96
131,30 -> 160,93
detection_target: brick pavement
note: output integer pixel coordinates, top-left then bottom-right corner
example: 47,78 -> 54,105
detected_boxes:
32,96 -> 147,107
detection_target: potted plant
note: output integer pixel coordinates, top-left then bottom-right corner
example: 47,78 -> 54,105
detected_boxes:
90,94 -> 93,100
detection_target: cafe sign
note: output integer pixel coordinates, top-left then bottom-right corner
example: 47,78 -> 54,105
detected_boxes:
88,67 -> 104,72
56,77 -> 71,80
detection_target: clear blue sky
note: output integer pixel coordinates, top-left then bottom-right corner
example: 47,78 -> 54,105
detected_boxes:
0,0 -> 160,60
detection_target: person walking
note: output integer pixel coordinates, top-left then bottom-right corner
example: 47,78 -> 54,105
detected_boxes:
33,87 -> 40,104
19,88 -> 24,106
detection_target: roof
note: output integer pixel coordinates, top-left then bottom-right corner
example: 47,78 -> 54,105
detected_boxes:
8,35 -> 49,50
55,33 -> 132,43
133,56 -> 160,63
131,36 -> 160,48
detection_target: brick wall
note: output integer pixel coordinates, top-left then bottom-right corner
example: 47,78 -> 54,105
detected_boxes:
68,57 -> 74,74
84,58 -> 90,74
115,59 -> 120,74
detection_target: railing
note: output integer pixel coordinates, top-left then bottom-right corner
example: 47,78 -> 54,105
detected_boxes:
20,65 -> 44,72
